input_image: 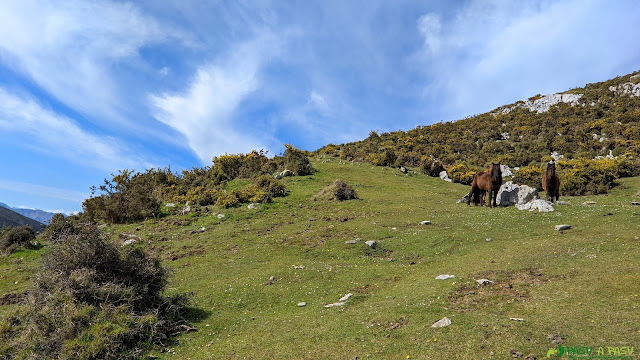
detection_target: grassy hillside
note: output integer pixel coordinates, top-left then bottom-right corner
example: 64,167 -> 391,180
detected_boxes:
3,158 -> 639,359
0,207 -> 46,233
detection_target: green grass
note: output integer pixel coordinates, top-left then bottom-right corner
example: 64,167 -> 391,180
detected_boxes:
2,158 -> 640,359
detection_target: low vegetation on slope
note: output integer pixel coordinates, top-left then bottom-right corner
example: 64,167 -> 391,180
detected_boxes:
317,70 -> 640,195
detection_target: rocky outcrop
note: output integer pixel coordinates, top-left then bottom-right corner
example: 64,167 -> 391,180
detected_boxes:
496,181 -> 554,212
609,82 -> 640,97
439,171 -> 453,183
495,93 -> 584,115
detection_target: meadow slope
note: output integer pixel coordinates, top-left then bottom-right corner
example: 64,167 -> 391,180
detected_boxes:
2,158 -> 640,359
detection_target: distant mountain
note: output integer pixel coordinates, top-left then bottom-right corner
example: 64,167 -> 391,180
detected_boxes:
0,206 -> 47,233
0,202 -> 58,225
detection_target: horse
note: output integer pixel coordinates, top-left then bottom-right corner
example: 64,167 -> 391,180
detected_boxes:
542,161 -> 560,203
466,163 -> 503,208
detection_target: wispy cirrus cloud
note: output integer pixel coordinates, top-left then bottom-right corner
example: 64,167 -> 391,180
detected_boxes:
0,0 -> 188,128
0,88 -> 152,171
149,33 -> 284,163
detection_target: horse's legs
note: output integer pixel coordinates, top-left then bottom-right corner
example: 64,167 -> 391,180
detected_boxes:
555,191 -> 559,202
488,189 -> 493,208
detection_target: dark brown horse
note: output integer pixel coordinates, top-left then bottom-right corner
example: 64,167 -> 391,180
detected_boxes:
542,162 -> 560,203
467,163 -> 503,208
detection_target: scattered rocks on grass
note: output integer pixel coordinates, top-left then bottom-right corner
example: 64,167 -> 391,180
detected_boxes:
365,240 -> 377,249
339,293 -> 353,302
431,317 -> 451,328
554,224 -> 572,231
435,274 -> 455,280
123,239 -> 137,246
476,279 -> 495,286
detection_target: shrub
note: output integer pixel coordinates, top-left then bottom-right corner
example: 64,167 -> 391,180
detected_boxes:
283,144 -> 315,176
447,163 -> 481,185
512,164 -> 545,190
0,225 -> 37,255
420,156 -> 445,177
1,223 -> 189,359
313,179 -> 358,201
215,191 -> 240,208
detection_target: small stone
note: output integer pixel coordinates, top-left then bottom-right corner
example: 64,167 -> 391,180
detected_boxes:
556,201 -> 570,205
509,317 -> 525,322
583,201 -> 596,205
293,265 -> 305,270
476,279 -> 495,286
524,355 -> 536,360
391,227 -> 397,230
435,274 -> 455,280
420,221 -> 432,225
632,202 -> 640,206
248,203 -> 259,209
165,203 -> 176,208
217,213 -> 225,219
339,293 -> 353,302
365,240 -> 377,249
123,239 -> 137,246
324,302 -> 345,308
554,224 -> 571,231
431,317 -> 451,328
269,276 -> 276,281
485,238 -> 492,242
345,240 -> 358,244
490,352 -> 495,356
298,302 -> 306,307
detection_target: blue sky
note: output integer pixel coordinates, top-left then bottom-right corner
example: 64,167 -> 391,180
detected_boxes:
0,0 -> 639,214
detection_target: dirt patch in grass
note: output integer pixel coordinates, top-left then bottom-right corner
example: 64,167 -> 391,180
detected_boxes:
0,291 -> 25,306
448,268 -> 553,312
167,245 -> 206,261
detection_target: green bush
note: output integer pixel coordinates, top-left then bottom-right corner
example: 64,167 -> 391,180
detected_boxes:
284,144 -> 315,176
0,223 -> 189,359
0,225 -> 37,255
420,156 -> 445,177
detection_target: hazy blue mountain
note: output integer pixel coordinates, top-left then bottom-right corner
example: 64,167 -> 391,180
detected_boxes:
0,206 -> 47,232
0,203 -> 58,225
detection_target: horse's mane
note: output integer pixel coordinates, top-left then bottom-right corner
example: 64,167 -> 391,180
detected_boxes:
490,164 -> 502,182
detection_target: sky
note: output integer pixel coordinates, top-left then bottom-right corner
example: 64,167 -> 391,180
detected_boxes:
0,0 -> 639,214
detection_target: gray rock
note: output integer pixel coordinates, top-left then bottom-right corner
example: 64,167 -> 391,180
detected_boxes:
248,203 -> 259,209
400,166 -> 407,174
498,181 -> 539,207
297,302 -> 306,307
555,224 -> 572,231
485,238 -> 492,242
420,221 -> 432,225
556,201 -> 570,205
165,203 -> 176,208
476,279 -> 495,286
274,173 -> 283,180
217,213 -> 225,219
339,293 -> 353,302
632,202 -> 640,206
457,193 -> 470,203
182,201 -> 191,214
281,169 -> 294,177
516,198 -> 554,213
500,164 -> 513,177
345,240 -> 358,244
324,302 -> 345,308
431,317 -> 452,328
123,239 -> 137,246
439,171 -> 453,183
365,240 -> 377,249
435,274 -> 455,280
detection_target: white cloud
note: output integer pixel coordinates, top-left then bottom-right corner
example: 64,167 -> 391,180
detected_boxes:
0,0 -> 184,126
0,88 -> 151,171
417,13 -> 442,54
149,34 -> 283,163
0,178 -> 88,204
